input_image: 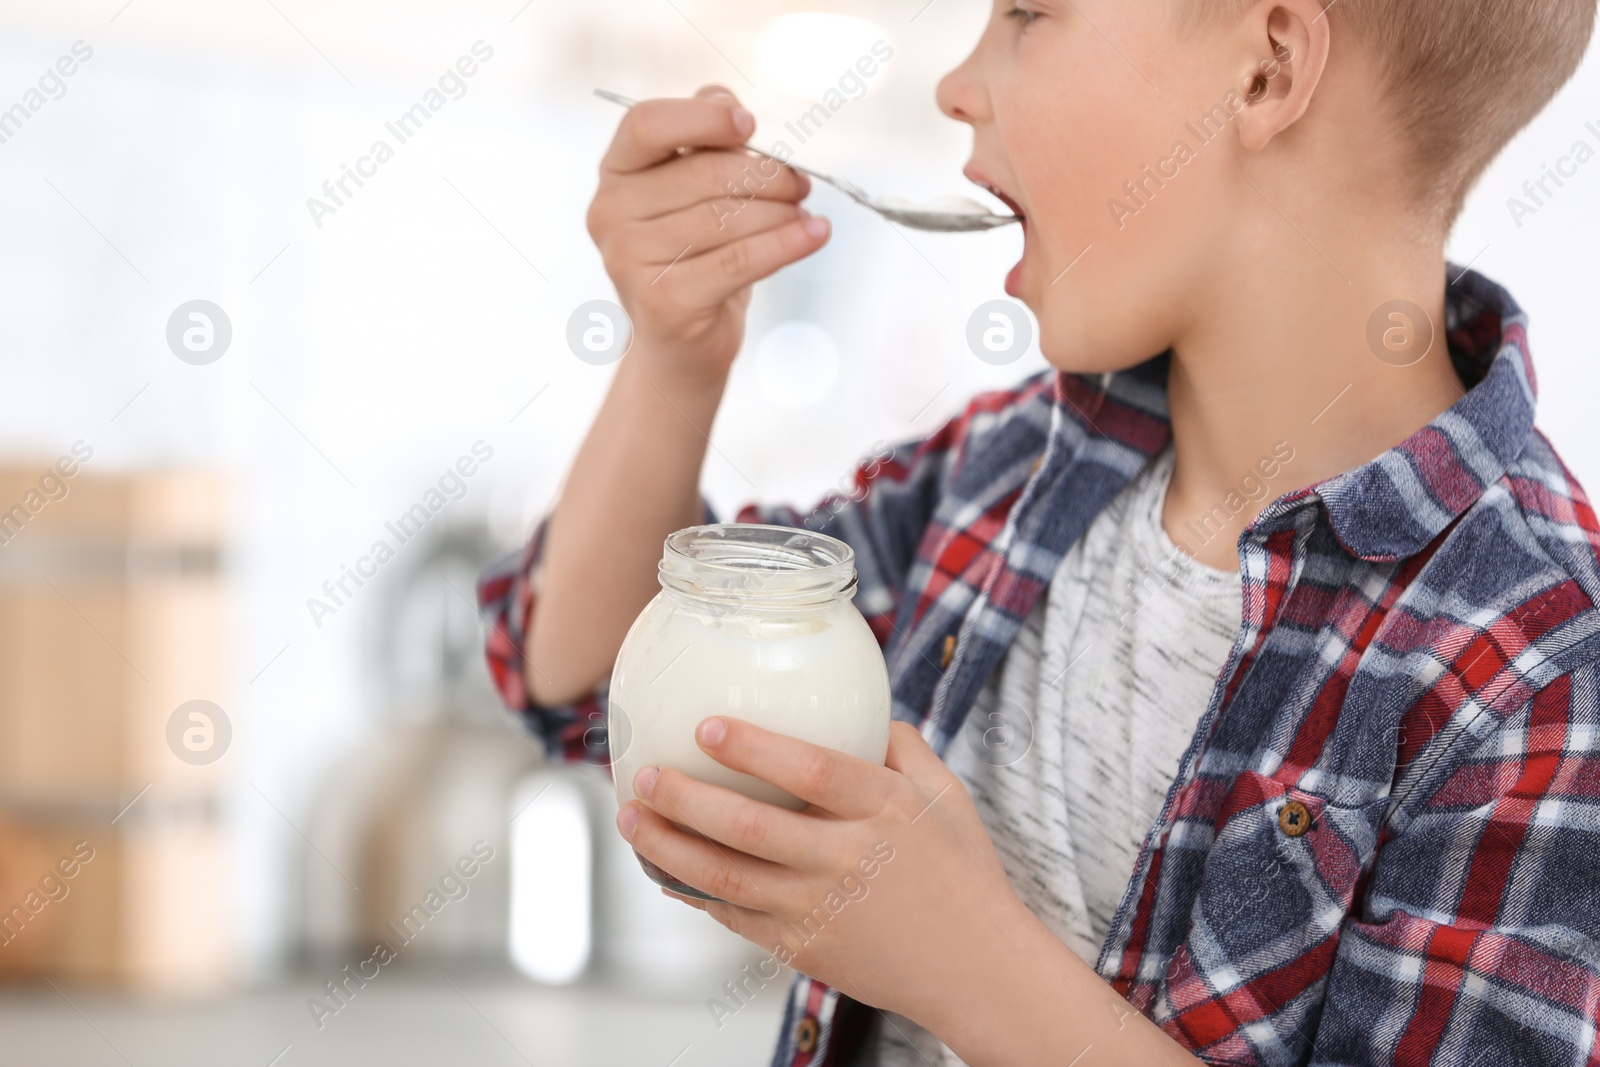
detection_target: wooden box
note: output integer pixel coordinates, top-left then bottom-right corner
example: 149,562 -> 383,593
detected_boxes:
0,462 -> 235,990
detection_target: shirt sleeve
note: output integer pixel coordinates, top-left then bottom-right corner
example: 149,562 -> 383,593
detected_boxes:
475,419 -> 962,769
729,424 -> 959,648
473,499 -> 715,769
1306,667 -> 1600,1065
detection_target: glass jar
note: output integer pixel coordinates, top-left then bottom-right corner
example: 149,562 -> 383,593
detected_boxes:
609,524 -> 892,900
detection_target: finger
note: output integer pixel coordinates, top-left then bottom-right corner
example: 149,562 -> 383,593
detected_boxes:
603,96 -> 755,174
663,886 -> 769,945
622,802 -> 786,910
637,764 -> 830,869
661,887 -> 707,911
598,148 -> 811,221
696,715 -> 892,819
610,199 -> 805,267
652,216 -> 830,312
883,720 -> 948,780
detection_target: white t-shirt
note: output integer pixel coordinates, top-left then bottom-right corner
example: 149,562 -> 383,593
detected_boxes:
872,446 -> 1243,1066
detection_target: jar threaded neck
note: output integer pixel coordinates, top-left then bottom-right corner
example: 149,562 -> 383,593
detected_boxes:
658,524 -> 857,609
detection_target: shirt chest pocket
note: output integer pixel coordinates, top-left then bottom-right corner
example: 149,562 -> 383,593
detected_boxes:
1154,770 -> 1386,1066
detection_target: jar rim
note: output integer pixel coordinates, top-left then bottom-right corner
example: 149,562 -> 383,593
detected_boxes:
659,524 -> 857,607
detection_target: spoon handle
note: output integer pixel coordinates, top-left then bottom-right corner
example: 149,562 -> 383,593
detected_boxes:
591,89 -> 874,208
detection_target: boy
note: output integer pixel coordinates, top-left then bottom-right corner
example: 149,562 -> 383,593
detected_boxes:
479,0 -> 1600,1062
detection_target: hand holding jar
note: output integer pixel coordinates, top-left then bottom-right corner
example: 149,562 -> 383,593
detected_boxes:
608,524 -> 892,896
608,525 -> 1035,1031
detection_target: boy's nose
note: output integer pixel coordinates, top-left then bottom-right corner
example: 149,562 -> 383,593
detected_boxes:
936,50 -> 988,126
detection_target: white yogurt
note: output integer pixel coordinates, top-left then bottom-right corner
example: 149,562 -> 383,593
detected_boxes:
608,529 -> 892,813
875,193 -> 994,215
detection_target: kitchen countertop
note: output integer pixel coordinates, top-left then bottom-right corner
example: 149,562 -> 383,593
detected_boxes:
0,974 -> 788,1066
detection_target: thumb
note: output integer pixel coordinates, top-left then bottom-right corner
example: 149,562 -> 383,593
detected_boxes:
695,83 -> 739,103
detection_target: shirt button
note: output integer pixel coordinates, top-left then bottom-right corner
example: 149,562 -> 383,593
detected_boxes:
795,1017 -> 819,1053
940,634 -> 957,670
1279,800 -> 1312,837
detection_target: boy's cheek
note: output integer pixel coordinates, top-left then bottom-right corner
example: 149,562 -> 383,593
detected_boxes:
1023,120 -> 1241,367
984,8 -> 1246,371
1002,80 -> 1174,242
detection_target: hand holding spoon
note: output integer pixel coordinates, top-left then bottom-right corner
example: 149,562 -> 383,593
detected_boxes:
594,89 -> 1020,233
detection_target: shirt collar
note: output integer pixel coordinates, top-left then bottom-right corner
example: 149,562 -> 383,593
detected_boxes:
1050,267 -> 1537,564
1303,268 -> 1536,561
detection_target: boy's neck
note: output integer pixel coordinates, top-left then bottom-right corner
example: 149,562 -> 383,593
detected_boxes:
1160,228 -> 1464,572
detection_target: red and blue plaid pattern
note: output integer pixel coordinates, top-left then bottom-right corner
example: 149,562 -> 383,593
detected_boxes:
478,269 -> 1600,1066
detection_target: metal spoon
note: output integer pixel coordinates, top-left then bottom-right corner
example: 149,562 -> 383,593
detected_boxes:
594,89 -> 1021,233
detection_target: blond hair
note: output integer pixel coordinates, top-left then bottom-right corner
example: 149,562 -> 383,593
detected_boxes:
1201,0 -> 1597,222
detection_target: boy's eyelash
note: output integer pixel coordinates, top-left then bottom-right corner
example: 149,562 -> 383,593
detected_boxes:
1005,7 -> 1041,27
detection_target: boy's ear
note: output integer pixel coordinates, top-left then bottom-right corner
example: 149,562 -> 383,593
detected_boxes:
1234,0 -> 1331,152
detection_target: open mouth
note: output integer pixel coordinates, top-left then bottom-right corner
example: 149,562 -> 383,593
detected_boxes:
965,169 -> 1027,222
965,167 -> 1029,296
984,184 -> 1027,222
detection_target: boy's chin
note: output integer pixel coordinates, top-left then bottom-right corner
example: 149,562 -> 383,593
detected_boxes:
1038,326 -> 1168,377
1040,356 -> 1157,378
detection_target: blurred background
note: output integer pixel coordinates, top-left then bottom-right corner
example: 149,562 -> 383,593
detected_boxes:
0,1 -> 1593,1064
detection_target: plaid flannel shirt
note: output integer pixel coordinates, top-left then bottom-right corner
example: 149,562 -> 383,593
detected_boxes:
478,268 -> 1600,1066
